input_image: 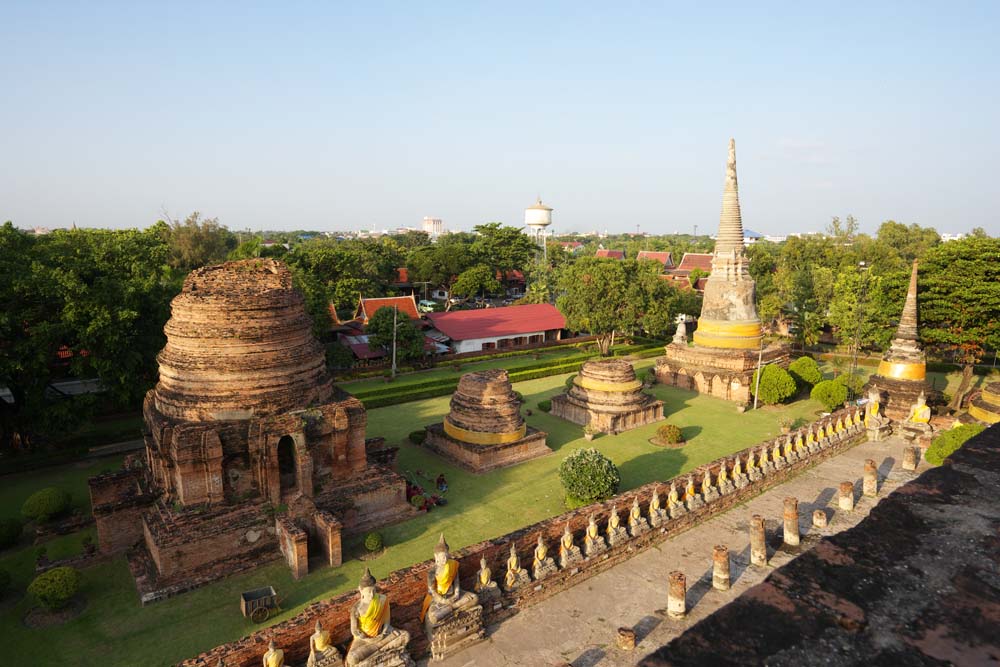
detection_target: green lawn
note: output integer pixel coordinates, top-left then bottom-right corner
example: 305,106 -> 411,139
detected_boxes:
0,455 -> 124,522
0,361 -> 828,667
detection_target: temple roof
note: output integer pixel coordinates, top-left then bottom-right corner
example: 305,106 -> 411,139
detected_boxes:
714,138 -> 745,256
636,251 -> 674,268
595,249 -> 625,260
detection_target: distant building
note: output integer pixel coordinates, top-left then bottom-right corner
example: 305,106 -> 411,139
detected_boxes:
636,250 -> 674,269
559,241 -> 584,253
422,217 -> 445,236
426,303 -> 566,354
595,249 -> 625,260
353,295 -> 421,324
941,233 -> 967,242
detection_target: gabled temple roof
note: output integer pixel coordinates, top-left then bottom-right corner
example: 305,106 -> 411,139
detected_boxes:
355,295 -> 421,324
595,249 -> 625,260
636,251 -> 674,268
426,303 -> 565,341
675,253 -> 713,272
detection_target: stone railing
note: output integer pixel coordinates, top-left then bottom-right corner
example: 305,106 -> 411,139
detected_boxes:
181,408 -> 868,667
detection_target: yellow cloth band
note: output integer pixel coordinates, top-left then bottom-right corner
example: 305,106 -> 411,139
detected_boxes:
444,418 -> 526,445
877,360 -> 926,381
358,594 -> 389,638
982,389 -> 1000,407
693,319 -> 762,349
576,376 -> 643,392
969,403 -> 1000,424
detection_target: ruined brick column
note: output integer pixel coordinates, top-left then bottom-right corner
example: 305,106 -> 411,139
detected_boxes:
902,446 -> 919,471
749,514 -> 767,566
667,571 -> 687,618
616,627 -> 637,650
839,481 -> 855,511
812,509 -> 828,528
863,459 -> 878,497
782,497 -> 799,547
712,545 -> 730,591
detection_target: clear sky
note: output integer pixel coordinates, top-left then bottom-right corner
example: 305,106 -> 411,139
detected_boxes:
2,2 -> 998,236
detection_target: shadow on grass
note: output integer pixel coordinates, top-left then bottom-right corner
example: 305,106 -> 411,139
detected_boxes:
679,425 -> 702,441
617,449 -> 689,490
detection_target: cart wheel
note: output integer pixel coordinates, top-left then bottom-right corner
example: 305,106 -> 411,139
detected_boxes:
251,606 -> 269,623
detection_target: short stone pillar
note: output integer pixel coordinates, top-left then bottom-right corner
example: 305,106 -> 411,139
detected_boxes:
839,481 -> 855,511
902,446 -> 919,471
749,514 -> 767,566
863,459 -> 878,497
812,509 -> 827,528
667,571 -> 686,618
712,545 -> 731,591
616,627 -> 636,650
782,497 -> 799,547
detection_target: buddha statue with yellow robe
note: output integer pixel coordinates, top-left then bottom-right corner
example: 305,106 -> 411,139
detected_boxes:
306,620 -> 342,667
667,480 -> 687,518
474,557 -> 497,595
584,512 -> 608,556
648,485 -> 669,526
346,568 -> 411,667
900,391 -> 933,442
685,475 -> 704,511
771,441 -> 785,469
531,533 -> 558,580
503,543 -> 531,591
558,522 -> 583,568
865,387 -> 887,428
701,468 -> 719,502
262,640 -> 284,667
420,535 -> 478,627
606,505 -> 628,546
627,496 -> 650,536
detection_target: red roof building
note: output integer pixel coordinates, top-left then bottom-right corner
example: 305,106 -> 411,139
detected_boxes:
675,253 -> 713,272
595,249 -> 625,260
354,295 -> 421,323
426,303 -> 566,354
636,250 -> 674,269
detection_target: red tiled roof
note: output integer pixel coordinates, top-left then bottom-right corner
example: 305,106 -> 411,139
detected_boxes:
497,269 -> 525,282
595,249 -> 625,260
395,267 -> 409,283
636,251 -> 674,268
676,253 -> 713,271
560,241 -> 583,249
426,303 -> 565,341
356,295 -> 420,323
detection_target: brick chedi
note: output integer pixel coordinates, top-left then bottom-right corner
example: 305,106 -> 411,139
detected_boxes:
550,359 -> 665,434
89,259 -> 414,600
656,139 -> 788,402
864,261 -> 934,420
968,382 -> 1000,424
423,369 -> 551,473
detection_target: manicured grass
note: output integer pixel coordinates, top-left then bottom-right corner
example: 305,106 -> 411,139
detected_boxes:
0,455 -> 123,522
0,362 -> 827,667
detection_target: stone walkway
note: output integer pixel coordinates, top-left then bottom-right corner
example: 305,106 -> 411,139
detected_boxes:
426,436 -> 918,667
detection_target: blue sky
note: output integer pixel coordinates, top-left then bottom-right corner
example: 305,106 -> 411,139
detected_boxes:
2,2 -> 998,235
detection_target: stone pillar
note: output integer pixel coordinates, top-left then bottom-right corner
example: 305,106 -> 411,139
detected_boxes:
839,481 -> 855,511
902,446 -> 919,471
749,514 -> 767,566
783,497 -> 799,547
712,545 -> 731,591
667,571 -> 686,618
863,459 -> 878,497
616,627 -> 636,650
812,509 -> 827,528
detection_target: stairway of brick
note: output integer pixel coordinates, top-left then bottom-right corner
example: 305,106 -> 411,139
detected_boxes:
427,436 -> 917,667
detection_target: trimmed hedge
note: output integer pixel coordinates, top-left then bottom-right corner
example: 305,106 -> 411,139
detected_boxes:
925,423 -> 986,466
788,356 -> 823,387
811,380 -> 848,412
364,531 -> 383,552
28,566 -> 80,610
537,399 -> 552,413
655,423 -> 684,444
751,365 -> 797,405
559,448 -> 620,507
22,487 -> 72,523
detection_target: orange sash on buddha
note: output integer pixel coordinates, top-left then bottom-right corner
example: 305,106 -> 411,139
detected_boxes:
420,559 -> 458,621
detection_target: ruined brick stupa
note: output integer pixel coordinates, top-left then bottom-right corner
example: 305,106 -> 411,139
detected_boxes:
90,259 -> 414,592
969,382 -> 1000,425
551,359 -> 664,434
424,369 -> 550,472
656,139 -> 788,402
865,261 -> 933,419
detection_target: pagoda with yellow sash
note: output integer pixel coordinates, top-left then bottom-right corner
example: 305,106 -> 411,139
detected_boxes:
423,369 -> 550,472
865,261 -> 934,419
551,359 -> 664,433
656,139 -> 788,402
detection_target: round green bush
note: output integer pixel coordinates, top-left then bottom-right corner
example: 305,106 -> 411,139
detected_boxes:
537,399 -> 552,413
0,518 -> 23,550
408,430 -> 426,445
810,380 -> 848,412
925,423 -> 986,466
21,487 -> 72,523
788,356 -> 823,387
655,424 -> 684,444
833,372 -> 864,396
410,494 -> 426,508
565,374 -> 577,391
27,566 -> 80,610
751,365 -> 797,405
0,568 -> 10,596
364,531 -> 383,552
559,448 -> 621,506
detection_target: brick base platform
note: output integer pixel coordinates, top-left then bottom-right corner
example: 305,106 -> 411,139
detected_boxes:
422,423 -> 552,474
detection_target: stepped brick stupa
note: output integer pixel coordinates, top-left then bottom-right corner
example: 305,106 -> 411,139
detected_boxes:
864,261 -> 934,419
656,139 -> 788,402
550,359 -> 665,434
968,382 -> 1000,424
89,259 -> 414,594
423,369 -> 550,473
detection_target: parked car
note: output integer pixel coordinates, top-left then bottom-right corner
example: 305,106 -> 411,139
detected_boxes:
417,300 -> 438,313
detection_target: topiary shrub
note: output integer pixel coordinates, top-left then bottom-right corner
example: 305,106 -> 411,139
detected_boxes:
21,487 -> 72,523
751,365 -> 797,405
364,531 -> 383,552
0,518 -> 23,550
538,399 -> 552,413
559,448 -> 621,507
408,430 -> 426,445
833,373 -> 864,396
565,374 -> 577,391
925,423 -> 986,466
655,423 -> 684,444
28,566 -> 80,610
810,380 -> 848,412
788,356 -> 823,388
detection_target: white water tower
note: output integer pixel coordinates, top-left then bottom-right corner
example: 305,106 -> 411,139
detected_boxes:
524,197 -> 553,248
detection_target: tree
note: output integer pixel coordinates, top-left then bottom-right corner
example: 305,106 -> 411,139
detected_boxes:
450,265 -> 501,303
406,242 -> 474,306
826,215 -> 859,240
751,365 -> 797,405
826,266 -> 907,355
559,448 -> 620,507
788,356 -> 823,388
876,220 -> 940,263
472,223 -> 537,276
811,380 -> 848,411
163,212 -> 235,270
365,306 -> 425,363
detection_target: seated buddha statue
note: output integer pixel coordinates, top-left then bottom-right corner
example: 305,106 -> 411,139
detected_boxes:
701,468 -> 718,502
474,556 -> 498,596
583,512 -> 608,557
794,432 -> 806,457
627,496 -> 649,536
531,533 -> 558,580
900,392 -> 933,441
716,462 -> 733,494
503,543 -> 531,591
306,620 -> 341,667
606,505 -> 628,546
420,534 -> 479,627
667,481 -> 687,518
771,441 -> 785,468
745,449 -> 762,481
648,485 -> 669,526
558,522 -> 583,568
732,455 -> 745,482
685,475 -> 704,510
262,640 -> 284,667
759,446 -> 775,474
865,387 -> 887,427
346,569 -> 411,667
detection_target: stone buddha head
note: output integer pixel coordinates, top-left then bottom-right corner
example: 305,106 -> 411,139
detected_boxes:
358,567 -> 377,604
434,533 -> 450,566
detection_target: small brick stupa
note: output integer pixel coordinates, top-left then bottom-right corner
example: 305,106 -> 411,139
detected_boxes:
424,369 -> 550,473
968,382 -> 1000,424
865,261 -> 933,419
89,259 -> 414,594
551,359 -> 665,434
656,139 -> 788,402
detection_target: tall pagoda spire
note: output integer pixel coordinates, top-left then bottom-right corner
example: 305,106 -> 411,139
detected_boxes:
714,138 -> 745,256
876,260 -> 926,381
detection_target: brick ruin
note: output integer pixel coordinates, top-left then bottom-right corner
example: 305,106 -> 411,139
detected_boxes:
89,259 -> 414,600
423,369 -> 551,473
551,358 -> 665,433
181,408 -> 869,667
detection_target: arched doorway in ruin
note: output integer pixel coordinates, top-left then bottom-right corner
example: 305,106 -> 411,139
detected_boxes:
277,435 -> 297,492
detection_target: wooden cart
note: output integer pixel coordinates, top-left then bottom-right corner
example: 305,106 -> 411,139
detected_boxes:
241,586 -> 281,623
